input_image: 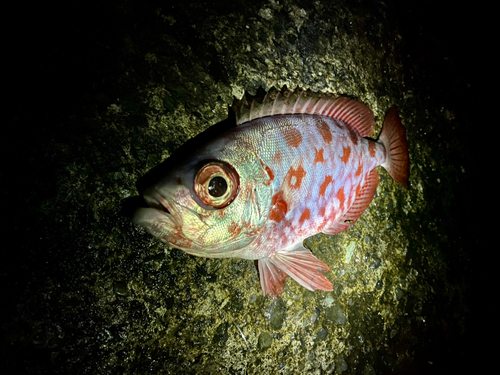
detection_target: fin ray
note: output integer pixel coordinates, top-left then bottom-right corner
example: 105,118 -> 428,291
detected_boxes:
379,107 -> 410,188
258,258 -> 288,298
235,89 -> 375,137
258,242 -> 333,297
322,169 -> 379,234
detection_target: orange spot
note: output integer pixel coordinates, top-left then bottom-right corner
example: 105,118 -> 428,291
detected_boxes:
258,158 -> 275,184
314,148 -> 325,164
265,165 -> 275,181
269,191 -> 288,223
337,186 -> 345,207
319,206 -> 325,217
228,222 -> 242,238
355,162 -> 363,177
319,175 -> 333,197
355,184 -> 361,196
241,220 -> 260,237
274,152 -> 282,164
341,146 -> 351,164
299,208 -> 311,224
281,127 -> 302,148
286,164 -> 307,190
316,118 -> 332,144
347,125 -> 359,145
368,141 -> 377,157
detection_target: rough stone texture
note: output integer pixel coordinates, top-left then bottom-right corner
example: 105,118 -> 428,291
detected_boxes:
2,1 -> 485,374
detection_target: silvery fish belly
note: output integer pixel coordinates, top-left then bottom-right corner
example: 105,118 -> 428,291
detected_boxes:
133,91 -> 410,297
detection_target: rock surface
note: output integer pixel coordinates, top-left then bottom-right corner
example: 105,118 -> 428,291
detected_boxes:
2,1 -> 485,374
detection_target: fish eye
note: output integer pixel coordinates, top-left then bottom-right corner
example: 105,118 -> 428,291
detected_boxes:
194,161 -> 239,209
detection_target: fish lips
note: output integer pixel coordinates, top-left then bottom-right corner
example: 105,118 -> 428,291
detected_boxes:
133,186 -> 183,234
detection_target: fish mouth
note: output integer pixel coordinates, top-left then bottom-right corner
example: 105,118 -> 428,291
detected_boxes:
140,186 -> 184,228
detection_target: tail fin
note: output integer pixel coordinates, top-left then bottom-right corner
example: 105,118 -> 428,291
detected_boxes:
379,107 -> 410,188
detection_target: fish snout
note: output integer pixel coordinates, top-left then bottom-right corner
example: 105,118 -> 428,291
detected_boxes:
142,186 -> 184,228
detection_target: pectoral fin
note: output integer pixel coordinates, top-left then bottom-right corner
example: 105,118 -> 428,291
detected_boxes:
258,242 -> 333,298
258,259 -> 288,298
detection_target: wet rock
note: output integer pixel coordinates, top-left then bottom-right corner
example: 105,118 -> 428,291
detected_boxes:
213,322 -> 229,346
315,327 -> 328,342
324,302 -> 347,325
113,280 -> 129,297
258,332 -> 273,351
266,299 -> 287,330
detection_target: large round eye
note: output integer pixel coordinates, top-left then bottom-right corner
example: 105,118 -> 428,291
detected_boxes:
194,161 -> 239,209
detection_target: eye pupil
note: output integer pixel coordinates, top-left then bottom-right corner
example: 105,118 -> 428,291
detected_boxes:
208,176 -> 227,197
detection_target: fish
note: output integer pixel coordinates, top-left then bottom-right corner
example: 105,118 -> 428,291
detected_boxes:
133,90 -> 410,298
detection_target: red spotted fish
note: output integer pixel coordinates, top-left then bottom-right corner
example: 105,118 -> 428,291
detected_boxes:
133,91 -> 409,298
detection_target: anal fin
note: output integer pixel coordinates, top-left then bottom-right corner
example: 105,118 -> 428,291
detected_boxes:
323,169 -> 379,234
258,242 -> 333,298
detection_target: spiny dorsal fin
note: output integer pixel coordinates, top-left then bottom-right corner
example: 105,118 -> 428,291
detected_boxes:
235,89 -> 375,137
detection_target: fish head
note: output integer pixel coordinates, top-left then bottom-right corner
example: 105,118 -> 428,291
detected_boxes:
133,132 -> 274,258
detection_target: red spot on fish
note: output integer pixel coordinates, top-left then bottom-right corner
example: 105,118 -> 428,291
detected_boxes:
265,165 -> 275,181
241,220 -> 260,237
299,208 -> 310,224
270,191 -> 288,223
355,162 -> 363,177
316,118 -> 332,144
281,127 -> 303,148
337,186 -> 345,207
180,238 -> 193,248
341,146 -> 351,164
314,148 -> 325,164
368,140 -> 377,157
258,158 -> 275,184
319,206 -> 325,217
171,231 -> 193,249
274,152 -> 282,164
346,125 -> 359,145
319,175 -> 333,197
286,164 -> 307,190
228,221 -> 242,238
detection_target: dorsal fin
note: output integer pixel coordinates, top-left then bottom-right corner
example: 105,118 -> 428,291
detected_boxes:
235,90 -> 375,137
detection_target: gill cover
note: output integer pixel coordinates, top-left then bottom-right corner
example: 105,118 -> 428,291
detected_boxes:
134,126 -> 275,259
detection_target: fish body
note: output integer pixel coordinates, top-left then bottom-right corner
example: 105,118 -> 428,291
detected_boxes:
134,91 -> 409,297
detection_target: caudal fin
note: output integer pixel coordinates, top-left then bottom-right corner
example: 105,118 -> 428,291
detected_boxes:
379,107 -> 410,188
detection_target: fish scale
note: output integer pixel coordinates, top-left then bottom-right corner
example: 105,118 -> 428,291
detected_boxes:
133,91 -> 409,298
238,114 -> 384,258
